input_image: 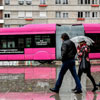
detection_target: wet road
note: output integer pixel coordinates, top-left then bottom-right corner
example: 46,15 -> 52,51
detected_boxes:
0,61 -> 99,100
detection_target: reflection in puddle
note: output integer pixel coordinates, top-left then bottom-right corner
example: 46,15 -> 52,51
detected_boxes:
86,91 -> 100,100
0,92 -> 100,100
91,66 -> 100,72
0,67 -> 56,92
0,92 -> 55,100
0,65 -> 99,99
0,67 -> 56,80
36,81 -> 49,88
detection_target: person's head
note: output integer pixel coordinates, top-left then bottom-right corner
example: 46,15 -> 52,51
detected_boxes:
61,33 -> 69,41
79,41 -> 86,46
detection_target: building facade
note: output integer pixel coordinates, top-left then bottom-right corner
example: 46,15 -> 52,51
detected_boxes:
2,0 -> 100,27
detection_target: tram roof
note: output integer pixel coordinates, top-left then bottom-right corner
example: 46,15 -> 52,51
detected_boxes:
83,24 -> 100,34
0,24 -> 56,35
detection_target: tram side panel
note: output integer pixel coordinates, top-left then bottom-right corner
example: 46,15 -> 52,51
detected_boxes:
56,25 -> 84,60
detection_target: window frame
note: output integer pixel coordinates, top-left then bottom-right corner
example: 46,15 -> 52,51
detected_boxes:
25,0 -> 32,5
92,12 -> 98,18
40,0 -> 46,4
25,12 -> 32,18
18,0 -> 24,5
4,13 -> 11,18
18,12 -> 25,18
55,0 -> 68,4
5,0 -> 10,5
40,12 -> 47,18
78,11 -> 84,18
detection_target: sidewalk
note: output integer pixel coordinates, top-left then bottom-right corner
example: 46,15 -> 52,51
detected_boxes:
54,59 -> 100,66
0,63 -> 99,100
0,59 -> 99,67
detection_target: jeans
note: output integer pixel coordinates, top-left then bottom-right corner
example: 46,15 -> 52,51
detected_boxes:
54,59 -> 82,91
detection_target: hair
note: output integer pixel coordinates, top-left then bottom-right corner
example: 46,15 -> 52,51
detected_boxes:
79,41 -> 86,44
61,33 -> 69,40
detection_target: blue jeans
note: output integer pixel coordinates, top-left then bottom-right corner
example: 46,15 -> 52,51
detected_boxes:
55,59 -> 82,91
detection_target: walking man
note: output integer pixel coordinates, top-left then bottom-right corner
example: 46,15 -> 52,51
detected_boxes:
50,33 -> 82,93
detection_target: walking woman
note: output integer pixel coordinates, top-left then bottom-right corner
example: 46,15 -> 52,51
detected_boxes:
72,41 -> 98,92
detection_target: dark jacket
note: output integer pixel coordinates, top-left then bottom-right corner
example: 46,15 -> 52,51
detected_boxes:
61,40 -> 77,62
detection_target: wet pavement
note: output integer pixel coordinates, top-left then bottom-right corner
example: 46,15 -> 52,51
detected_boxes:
0,61 -> 99,100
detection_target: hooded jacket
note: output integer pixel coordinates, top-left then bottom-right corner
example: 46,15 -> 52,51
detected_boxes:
61,40 -> 77,62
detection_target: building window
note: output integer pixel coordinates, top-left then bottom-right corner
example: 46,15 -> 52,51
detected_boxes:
78,0 -> 90,4
40,12 -> 47,18
85,12 -> 90,18
4,13 -> 10,18
56,0 -> 61,4
78,12 -> 83,18
19,24 -> 24,27
85,0 -> 90,4
92,0 -> 97,4
4,24 -> 10,28
26,12 -> 32,18
26,0 -> 32,5
18,0 -> 24,5
62,12 -> 68,18
56,11 -> 68,18
92,12 -> 98,18
56,11 -> 61,18
62,0 -> 68,4
56,0 -> 68,4
40,0 -> 45,4
79,0 -> 83,4
18,12 -> 25,18
5,0 -> 10,5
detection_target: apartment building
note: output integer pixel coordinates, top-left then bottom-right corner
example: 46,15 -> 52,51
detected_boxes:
3,0 -> 100,27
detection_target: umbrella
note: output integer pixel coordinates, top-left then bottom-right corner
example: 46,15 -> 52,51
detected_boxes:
70,36 -> 94,46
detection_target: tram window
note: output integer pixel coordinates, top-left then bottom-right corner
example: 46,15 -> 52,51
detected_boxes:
8,41 -> 15,48
1,40 -> 7,48
18,38 -> 24,48
26,38 -> 32,48
34,35 -> 51,47
85,34 -> 100,53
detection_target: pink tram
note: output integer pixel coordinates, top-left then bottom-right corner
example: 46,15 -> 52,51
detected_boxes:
0,23 -> 99,61
83,24 -> 100,59
0,24 -> 56,61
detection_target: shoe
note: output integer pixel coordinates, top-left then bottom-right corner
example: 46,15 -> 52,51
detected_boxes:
96,83 -> 100,87
49,88 -> 59,93
74,90 -> 82,94
92,87 -> 98,92
72,88 -> 77,92
50,94 -> 58,98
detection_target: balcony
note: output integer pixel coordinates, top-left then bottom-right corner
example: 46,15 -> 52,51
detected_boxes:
39,4 -> 48,7
0,19 -> 4,23
25,18 -> 33,21
0,6 -> 4,10
91,4 -> 99,7
77,18 -> 85,21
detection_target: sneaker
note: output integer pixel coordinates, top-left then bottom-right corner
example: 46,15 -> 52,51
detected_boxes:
92,87 -> 98,92
74,90 -> 82,94
72,88 -> 77,92
96,83 -> 100,87
49,88 -> 59,93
